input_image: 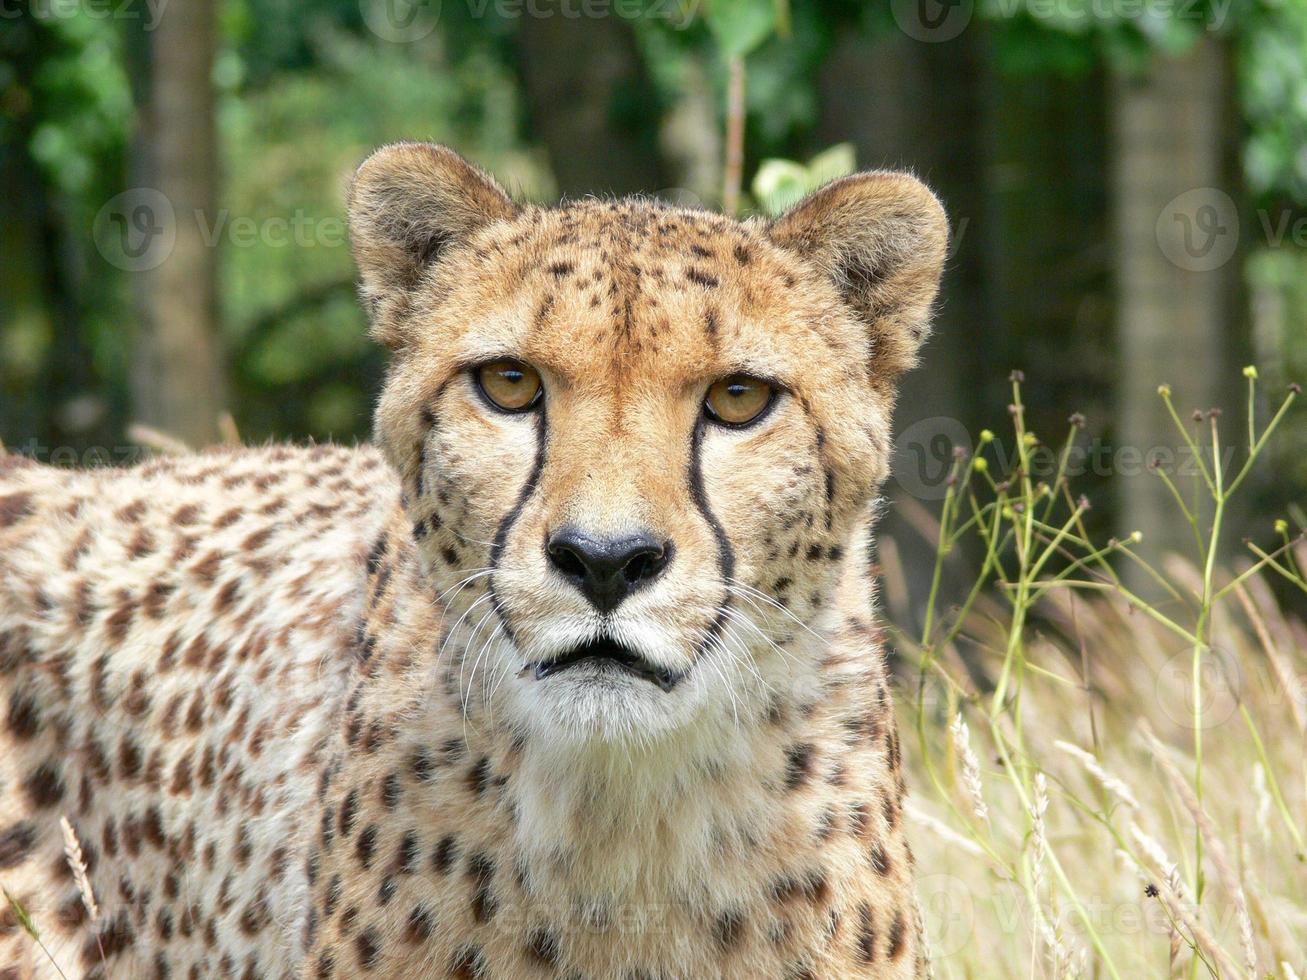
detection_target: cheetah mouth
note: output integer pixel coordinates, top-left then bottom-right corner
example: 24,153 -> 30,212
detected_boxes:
532,638 -> 683,692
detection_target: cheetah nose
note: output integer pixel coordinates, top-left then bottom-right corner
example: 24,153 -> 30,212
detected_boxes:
545,527 -> 671,613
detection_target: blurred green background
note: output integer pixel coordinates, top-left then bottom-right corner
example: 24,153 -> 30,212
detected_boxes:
1,0 -> 1305,576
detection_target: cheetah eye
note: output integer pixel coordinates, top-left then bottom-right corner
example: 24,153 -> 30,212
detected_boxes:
475,359 -> 543,413
704,374 -> 774,427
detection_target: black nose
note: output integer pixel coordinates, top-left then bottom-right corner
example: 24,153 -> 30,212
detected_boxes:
545,527 -> 671,612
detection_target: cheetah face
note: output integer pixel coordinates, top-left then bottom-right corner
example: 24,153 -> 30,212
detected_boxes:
350,144 -> 946,743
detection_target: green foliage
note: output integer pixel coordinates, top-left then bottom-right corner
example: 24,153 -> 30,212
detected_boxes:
751,142 -> 854,216
1241,0 -> 1307,202
218,22 -> 551,440
1,13 -> 132,196
704,0 -> 779,56
981,0 -> 1246,74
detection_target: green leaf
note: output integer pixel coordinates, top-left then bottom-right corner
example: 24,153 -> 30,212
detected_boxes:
705,0 -> 777,58
805,142 -> 856,188
751,144 -> 859,217
751,159 -> 808,217
3,888 -> 38,940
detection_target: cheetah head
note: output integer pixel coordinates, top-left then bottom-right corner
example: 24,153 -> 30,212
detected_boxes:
349,143 -> 946,744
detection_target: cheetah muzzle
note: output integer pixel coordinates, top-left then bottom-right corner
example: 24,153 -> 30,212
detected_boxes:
0,142 -> 948,980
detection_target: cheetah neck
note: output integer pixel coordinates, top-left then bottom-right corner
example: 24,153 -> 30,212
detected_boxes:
508,691 -> 798,902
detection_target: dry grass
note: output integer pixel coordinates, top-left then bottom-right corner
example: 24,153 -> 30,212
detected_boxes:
888,371 -> 1306,979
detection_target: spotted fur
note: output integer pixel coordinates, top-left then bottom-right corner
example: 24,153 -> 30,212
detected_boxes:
0,143 -> 947,979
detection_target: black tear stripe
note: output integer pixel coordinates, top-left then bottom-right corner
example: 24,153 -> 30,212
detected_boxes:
688,417 -> 736,660
486,408 -> 549,647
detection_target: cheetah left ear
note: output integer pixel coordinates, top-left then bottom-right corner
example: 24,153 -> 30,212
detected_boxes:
769,172 -> 948,376
348,142 -> 518,349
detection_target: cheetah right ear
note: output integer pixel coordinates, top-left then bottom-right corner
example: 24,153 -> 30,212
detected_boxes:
348,142 -> 518,349
768,171 -> 947,377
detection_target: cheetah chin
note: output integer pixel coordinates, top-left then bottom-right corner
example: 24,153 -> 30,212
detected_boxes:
1,143 -> 947,979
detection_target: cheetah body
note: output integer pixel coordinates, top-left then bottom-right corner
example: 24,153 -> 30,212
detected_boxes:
0,144 -> 947,979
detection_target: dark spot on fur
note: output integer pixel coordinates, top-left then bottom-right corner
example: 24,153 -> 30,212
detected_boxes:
466,757 -> 490,796
433,834 -> 458,874
714,907 -> 745,950
339,789 -> 359,837
5,689 -> 40,740
467,852 -> 497,922
356,927 -> 381,969
0,822 -> 37,868
783,743 -> 814,791
526,927 -> 560,966
323,875 -> 342,917
870,842 -> 892,876
0,492 -> 34,527
356,824 -> 378,868
381,772 -> 401,809
857,902 -> 876,962
23,761 -> 65,809
887,910 -> 906,959
409,747 -> 435,782
450,945 -> 485,979
395,831 -> 420,874
406,904 -> 435,942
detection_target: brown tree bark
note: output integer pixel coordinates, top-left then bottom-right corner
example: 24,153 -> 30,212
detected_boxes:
130,0 -> 226,447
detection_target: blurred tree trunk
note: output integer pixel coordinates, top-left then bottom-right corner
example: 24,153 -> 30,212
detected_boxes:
130,0 -> 225,447
817,28 -> 986,620
1111,39 -> 1239,568
515,13 -> 666,196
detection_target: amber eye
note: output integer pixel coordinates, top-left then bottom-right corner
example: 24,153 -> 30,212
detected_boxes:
704,374 -> 774,427
476,359 -> 543,412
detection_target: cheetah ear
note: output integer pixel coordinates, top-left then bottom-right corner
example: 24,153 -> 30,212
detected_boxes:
768,172 -> 948,376
348,142 -> 518,349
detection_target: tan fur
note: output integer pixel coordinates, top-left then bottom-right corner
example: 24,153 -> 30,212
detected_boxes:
0,143 -> 946,979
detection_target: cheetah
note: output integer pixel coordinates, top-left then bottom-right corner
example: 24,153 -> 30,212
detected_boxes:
0,143 -> 947,979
